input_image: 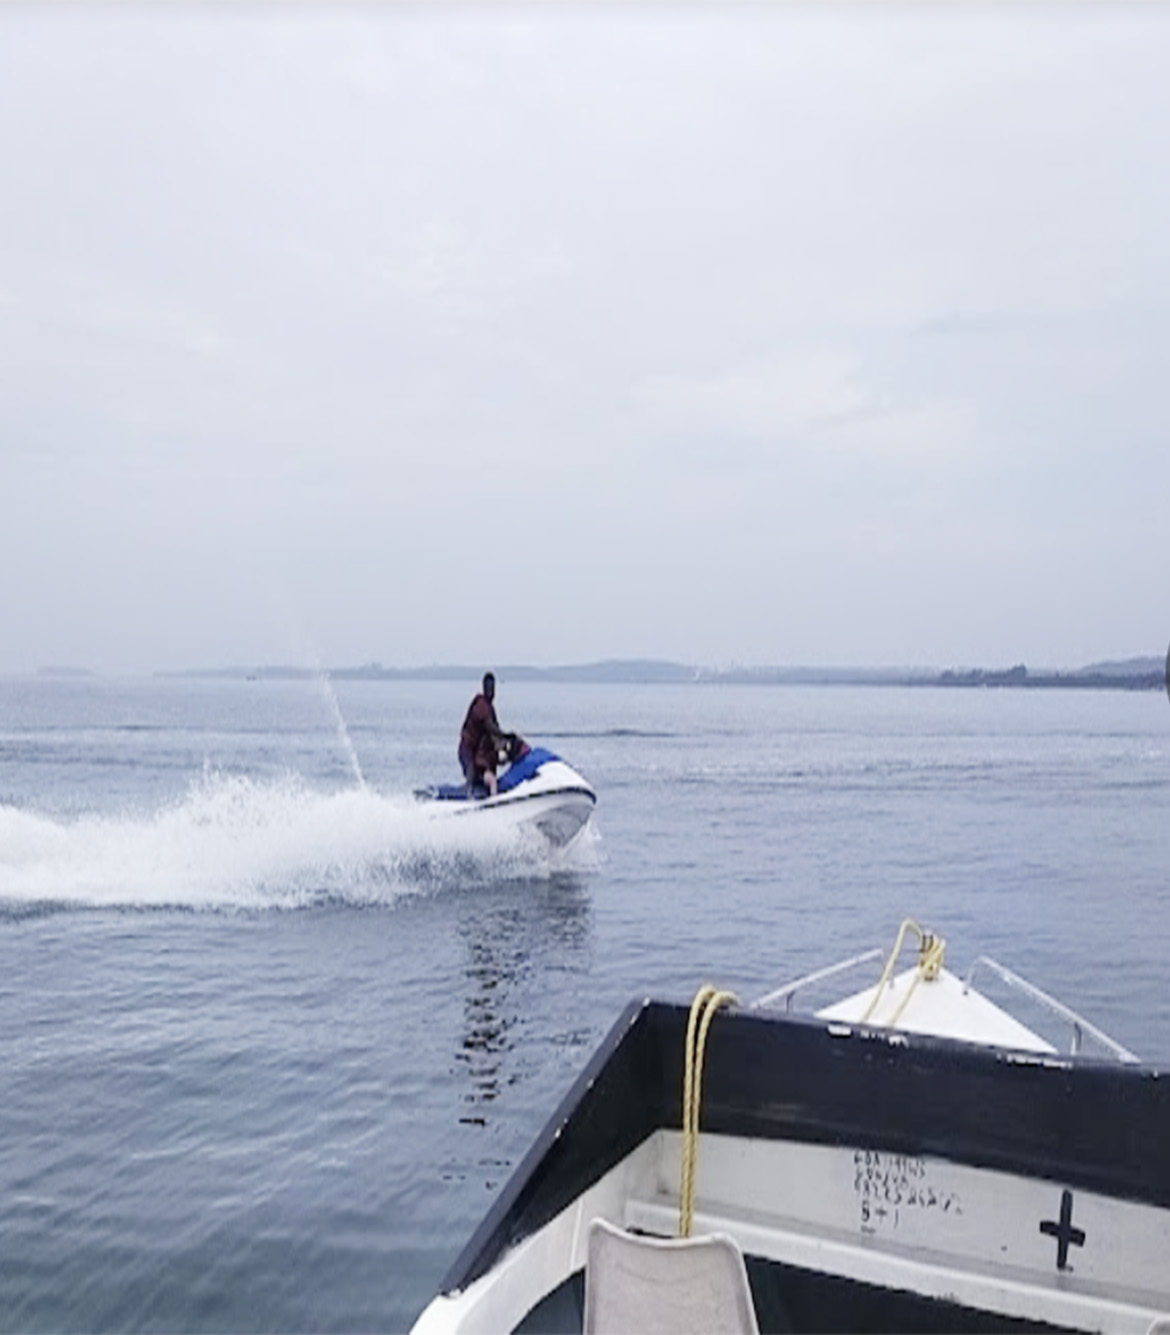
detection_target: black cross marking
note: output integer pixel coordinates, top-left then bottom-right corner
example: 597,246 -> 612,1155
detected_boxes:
1039,1188 -> 1086,1270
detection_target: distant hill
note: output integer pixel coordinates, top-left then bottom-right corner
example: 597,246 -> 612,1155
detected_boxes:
329,659 -> 698,684
1075,655 -> 1163,677
693,665 -> 936,685
157,655 -> 1166,690
935,661 -> 1163,691
159,659 -> 699,685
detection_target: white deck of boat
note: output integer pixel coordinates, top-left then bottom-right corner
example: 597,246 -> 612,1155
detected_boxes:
815,966 -> 1057,1053
415,1128 -> 1170,1335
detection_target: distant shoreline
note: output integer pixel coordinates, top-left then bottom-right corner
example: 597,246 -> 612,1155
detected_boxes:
150,657 -> 1167,692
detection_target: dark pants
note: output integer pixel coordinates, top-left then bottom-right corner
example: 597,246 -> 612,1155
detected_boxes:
458,741 -> 495,790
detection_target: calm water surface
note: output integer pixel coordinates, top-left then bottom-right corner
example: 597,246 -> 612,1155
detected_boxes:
2,677 -> 1168,1331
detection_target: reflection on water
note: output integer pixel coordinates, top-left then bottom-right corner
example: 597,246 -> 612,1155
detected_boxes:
454,874 -> 592,1132
457,931 -> 518,1125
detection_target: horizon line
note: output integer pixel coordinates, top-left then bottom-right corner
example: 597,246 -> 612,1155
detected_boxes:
14,652 -> 1163,684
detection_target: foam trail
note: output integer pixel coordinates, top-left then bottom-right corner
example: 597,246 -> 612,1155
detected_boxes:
0,771 -> 583,914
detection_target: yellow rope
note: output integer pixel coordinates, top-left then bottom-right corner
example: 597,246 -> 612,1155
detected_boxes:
859,919 -> 946,1027
679,984 -> 737,1238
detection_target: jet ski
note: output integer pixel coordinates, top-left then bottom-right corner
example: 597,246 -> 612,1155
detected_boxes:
413,736 -> 596,849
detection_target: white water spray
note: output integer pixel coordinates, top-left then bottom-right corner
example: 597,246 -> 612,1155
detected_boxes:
0,771 -> 597,912
316,671 -> 365,788
274,606 -> 366,788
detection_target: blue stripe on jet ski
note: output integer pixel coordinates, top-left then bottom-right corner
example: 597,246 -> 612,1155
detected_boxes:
497,747 -> 557,793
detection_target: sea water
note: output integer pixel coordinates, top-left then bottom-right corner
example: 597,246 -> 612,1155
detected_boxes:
2,676 -> 1168,1332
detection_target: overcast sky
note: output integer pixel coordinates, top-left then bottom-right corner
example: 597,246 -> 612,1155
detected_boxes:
1,4 -> 1167,674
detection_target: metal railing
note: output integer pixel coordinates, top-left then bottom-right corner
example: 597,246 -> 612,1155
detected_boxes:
751,946 -> 1140,1065
963,956 -> 1139,1064
751,949 -> 883,1013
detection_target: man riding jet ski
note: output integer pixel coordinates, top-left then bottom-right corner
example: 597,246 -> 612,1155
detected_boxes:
414,673 -> 597,848
458,671 -> 507,797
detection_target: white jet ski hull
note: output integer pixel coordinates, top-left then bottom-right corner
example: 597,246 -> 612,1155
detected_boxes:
415,752 -> 596,849
452,785 -> 595,848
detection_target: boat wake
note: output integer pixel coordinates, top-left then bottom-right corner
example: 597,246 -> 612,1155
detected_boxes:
0,770 -> 601,916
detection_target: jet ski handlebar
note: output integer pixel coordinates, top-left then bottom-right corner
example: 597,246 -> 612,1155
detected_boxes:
498,732 -> 530,764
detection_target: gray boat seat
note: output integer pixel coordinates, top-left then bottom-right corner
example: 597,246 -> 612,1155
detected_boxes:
583,1219 -> 760,1335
